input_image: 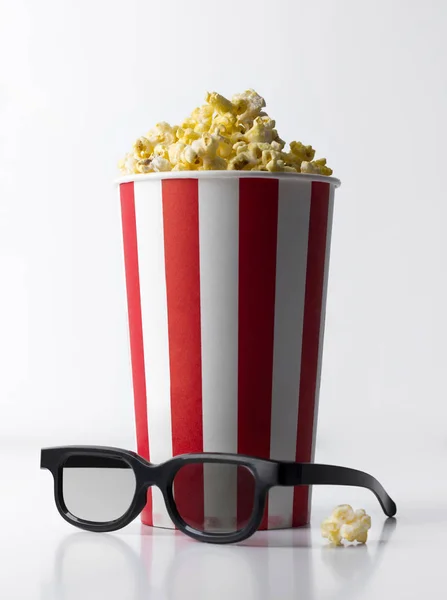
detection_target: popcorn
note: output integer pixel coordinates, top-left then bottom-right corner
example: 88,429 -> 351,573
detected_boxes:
153,144 -> 169,159
216,137 -> 233,158
183,145 -> 198,165
321,505 -> 371,546
146,122 -> 177,146
191,104 -> 214,124
301,158 -> 333,176
118,152 -> 137,174
202,156 -> 227,171
168,142 -> 186,165
206,92 -> 234,116
172,162 -> 191,171
136,158 -> 153,174
289,141 -> 316,163
151,157 -> 171,172
245,116 -> 276,143
133,137 -> 153,159
231,89 -> 266,123
191,133 -> 220,159
209,113 -> 237,136
228,153 -> 258,171
118,90 -> 333,175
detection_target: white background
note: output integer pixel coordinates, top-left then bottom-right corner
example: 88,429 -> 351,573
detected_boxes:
2,0 -> 446,459
1,2 -> 447,598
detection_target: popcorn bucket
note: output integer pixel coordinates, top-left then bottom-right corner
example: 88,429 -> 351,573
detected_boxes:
118,171 -> 340,530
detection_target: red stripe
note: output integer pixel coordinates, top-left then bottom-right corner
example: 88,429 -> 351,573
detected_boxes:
237,178 -> 279,530
162,179 -> 204,530
293,181 -> 330,527
120,182 -> 152,526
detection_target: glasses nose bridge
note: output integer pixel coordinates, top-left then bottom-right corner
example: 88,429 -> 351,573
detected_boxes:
139,462 -> 162,489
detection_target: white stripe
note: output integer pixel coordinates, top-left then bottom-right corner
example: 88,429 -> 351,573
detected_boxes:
134,180 -> 173,528
199,178 -> 239,531
268,179 -> 311,528
311,185 -> 334,462
308,185 -> 335,510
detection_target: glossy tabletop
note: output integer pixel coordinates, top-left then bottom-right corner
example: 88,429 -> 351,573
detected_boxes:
2,444 -> 443,599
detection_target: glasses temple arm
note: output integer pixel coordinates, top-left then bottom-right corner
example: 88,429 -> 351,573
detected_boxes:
279,463 -> 397,517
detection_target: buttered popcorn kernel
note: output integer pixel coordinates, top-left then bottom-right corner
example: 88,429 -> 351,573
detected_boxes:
119,90 -> 333,175
321,505 -> 372,546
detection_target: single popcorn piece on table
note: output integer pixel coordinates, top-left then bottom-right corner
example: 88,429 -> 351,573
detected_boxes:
321,505 -> 372,546
118,89 -> 333,175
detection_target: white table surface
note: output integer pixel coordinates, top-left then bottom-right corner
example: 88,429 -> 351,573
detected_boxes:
2,444 -> 444,599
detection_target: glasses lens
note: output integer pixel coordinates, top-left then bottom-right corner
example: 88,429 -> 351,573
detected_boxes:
173,462 -> 256,533
62,455 -> 136,523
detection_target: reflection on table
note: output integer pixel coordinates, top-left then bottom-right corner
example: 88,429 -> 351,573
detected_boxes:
41,518 -> 396,600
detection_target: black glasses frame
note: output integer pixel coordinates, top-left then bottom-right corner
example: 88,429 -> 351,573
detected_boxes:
41,445 -> 397,544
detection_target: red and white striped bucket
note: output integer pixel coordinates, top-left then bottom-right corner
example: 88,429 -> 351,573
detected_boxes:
118,171 -> 340,530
